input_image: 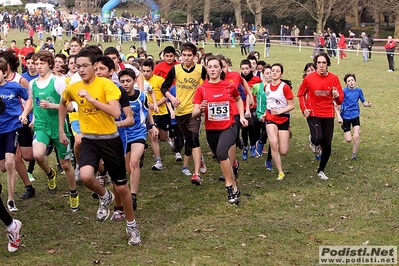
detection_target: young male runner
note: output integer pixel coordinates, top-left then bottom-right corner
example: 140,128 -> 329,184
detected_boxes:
29,51 -> 79,211
59,50 -> 141,245
161,42 -> 207,185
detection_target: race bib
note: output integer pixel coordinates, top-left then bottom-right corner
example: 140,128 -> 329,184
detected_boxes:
208,101 -> 230,121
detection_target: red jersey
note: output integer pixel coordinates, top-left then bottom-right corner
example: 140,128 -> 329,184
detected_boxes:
19,46 -> 35,66
297,71 -> 344,118
225,71 -> 243,115
193,80 -> 239,130
154,60 -> 179,79
244,75 -> 262,109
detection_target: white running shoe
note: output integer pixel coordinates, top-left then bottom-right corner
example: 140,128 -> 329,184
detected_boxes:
200,156 -> 207,174
309,135 -> 320,154
175,152 -> 183,162
7,200 -> 18,212
74,166 -> 80,182
182,168 -> 192,176
151,161 -> 163,170
7,220 -> 22,252
126,226 -> 141,246
96,190 -> 115,222
317,171 -> 329,180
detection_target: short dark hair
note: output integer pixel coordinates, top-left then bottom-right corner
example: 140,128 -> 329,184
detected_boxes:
55,53 -> 67,63
142,59 -> 154,70
163,46 -> 176,55
271,63 -> 284,74
81,45 -> 103,57
96,55 -> 115,71
240,59 -> 251,68
70,37 -> 83,46
104,47 -> 120,58
313,52 -> 331,66
76,49 -> 98,65
0,50 -> 20,72
118,68 -> 136,80
343,73 -> 356,83
247,54 -> 257,62
25,52 -> 35,61
180,42 -> 197,55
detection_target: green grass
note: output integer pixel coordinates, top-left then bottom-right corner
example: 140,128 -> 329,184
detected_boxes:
1,29 -> 399,265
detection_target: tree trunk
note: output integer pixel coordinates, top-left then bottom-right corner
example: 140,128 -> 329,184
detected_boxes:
186,0 -> 193,24
203,0 -> 210,24
372,11 -> 380,38
353,1 -> 360,27
394,14 -> 399,39
230,0 -> 242,27
255,10 -> 262,27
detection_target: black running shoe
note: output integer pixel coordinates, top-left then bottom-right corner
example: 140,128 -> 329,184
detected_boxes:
19,187 -> 36,199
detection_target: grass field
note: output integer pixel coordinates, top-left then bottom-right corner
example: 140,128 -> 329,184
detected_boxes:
1,29 -> 399,265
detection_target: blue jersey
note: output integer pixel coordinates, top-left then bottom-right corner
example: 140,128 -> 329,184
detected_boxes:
125,89 -> 148,143
116,86 -> 130,154
21,72 -> 39,83
340,87 -> 365,120
0,81 -> 29,133
168,85 -> 177,126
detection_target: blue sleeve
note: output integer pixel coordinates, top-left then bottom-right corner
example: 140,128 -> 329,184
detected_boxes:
169,85 -> 176,99
17,85 -> 29,101
237,84 -> 246,101
358,88 -> 365,103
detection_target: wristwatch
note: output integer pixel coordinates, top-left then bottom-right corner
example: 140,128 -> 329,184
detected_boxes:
151,123 -> 157,128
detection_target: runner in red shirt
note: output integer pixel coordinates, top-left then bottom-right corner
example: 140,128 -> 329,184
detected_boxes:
153,46 -> 180,79
297,53 -> 344,180
192,56 -> 247,205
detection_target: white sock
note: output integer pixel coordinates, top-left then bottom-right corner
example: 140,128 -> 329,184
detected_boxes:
127,219 -> 137,228
6,220 -> 16,231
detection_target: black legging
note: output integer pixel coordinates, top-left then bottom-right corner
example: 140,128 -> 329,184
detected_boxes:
242,108 -> 261,147
206,125 -> 237,161
307,117 -> 334,172
0,197 -> 13,227
241,46 -> 247,56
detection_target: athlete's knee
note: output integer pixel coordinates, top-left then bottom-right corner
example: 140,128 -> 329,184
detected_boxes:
60,160 -> 73,171
5,159 -> 15,171
33,151 -> 45,162
186,132 -> 200,149
129,159 -> 140,170
216,149 -> 229,161
113,183 -> 129,197
79,165 -> 94,181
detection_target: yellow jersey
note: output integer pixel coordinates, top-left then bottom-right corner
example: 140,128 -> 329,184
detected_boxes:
175,64 -> 203,116
62,76 -> 121,135
146,74 -> 167,116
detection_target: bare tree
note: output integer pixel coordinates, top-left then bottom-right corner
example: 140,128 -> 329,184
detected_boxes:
203,0 -> 210,24
245,0 -> 265,27
187,0 -> 193,23
363,0 -> 389,38
229,0 -> 243,27
269,0 -> 349,32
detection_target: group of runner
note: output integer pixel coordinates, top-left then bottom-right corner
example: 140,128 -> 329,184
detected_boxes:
0,36 -> 372,251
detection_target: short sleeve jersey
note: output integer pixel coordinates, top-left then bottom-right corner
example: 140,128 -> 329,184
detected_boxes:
265,81 -> 294,124
193,80 -> 239,130
62,76 -> 121,135
0,81 -> 28,133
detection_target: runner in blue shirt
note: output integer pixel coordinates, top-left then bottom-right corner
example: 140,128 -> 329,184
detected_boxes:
340,73 -> 372,161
